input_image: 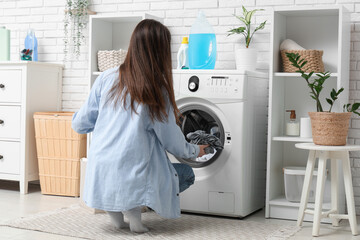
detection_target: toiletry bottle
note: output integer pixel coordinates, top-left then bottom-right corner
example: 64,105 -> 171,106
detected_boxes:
286,110 -> 299,136
0,26 -> 10,61
177,37 -> 189,69
24,29 -> 38,61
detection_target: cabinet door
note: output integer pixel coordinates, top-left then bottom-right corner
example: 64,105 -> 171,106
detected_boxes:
0,70 -> 22,103
0,106 -> 21,139
0,141 -> 20,174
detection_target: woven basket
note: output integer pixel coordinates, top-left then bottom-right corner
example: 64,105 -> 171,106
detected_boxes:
33,112 -> 87,197
97,49 -> 127,72
281,50 -> 325,73
308,112 -> 351,146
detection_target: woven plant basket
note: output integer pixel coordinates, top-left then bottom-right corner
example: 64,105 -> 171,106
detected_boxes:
308,112 -> 351,146
33,112 -> 87,197
281,50 -> 325,73
97,49 -> 127,72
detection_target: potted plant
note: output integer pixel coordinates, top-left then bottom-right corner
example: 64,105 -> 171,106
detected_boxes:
286,52 -> 360,145
228,6 -> 267,71
64,0 -> 95,60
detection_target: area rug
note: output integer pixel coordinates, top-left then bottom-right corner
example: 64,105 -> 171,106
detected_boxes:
0,204 -> 300,240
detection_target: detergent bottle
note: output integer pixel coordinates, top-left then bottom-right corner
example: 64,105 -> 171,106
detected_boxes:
24,29 -> 38,61
177,37 -> 189,69
188,11 -> 216,69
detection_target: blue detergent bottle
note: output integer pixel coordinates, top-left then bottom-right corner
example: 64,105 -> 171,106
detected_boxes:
188,11 -> 216,69
24,29 -> 38,61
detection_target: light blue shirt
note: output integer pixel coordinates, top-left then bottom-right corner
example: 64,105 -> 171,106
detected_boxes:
72,68 -> 199,219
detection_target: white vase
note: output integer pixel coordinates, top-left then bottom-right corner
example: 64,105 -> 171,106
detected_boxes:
235,48 -> 257,71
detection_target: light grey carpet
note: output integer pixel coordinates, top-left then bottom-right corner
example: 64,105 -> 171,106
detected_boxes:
1,204 -> 300,240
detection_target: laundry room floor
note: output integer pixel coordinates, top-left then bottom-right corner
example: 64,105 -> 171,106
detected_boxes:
0,180 -> 359,240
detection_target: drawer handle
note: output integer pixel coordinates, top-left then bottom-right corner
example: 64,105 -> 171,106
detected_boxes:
0,155 -> 3,160
0,84 -> 4,88
0,120 -> 3,124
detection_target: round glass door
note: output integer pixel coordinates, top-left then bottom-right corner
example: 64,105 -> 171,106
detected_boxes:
177,104 -> 225,168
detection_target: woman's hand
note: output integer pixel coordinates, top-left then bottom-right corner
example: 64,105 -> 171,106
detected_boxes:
198,145 -> 210,157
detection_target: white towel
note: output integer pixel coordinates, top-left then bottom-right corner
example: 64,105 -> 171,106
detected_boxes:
280,39 -> 305,51
196,149 -> 217,162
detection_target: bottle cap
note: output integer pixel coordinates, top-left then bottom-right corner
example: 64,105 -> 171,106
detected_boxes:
181,37 -> 189,44
286,110 -> 296,120
27,28 -> 34,35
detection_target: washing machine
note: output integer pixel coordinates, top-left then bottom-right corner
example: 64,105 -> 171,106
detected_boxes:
169,69 -> 268,218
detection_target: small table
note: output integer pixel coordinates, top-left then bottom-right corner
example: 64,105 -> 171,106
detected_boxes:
295,143 -> 360,237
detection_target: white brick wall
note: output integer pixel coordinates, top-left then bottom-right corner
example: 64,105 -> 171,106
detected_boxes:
2,0 -> 360,213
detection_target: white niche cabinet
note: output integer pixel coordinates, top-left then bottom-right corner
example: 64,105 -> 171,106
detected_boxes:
266,6 -> 350,222
0,62 -> 63,194
88,14 -> 161,87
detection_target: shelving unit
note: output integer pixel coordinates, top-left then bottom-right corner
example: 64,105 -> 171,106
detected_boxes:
266,6 -> 350,223
88,13 -> 162,89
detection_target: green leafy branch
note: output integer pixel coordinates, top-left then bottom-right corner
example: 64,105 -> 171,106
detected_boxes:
227,6 -> 266,48
343,103 -> 360,116
286,52 -> 360,115
286,52 -> 331,112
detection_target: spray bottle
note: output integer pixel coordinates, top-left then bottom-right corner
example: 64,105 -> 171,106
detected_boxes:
24,29 -> 38,61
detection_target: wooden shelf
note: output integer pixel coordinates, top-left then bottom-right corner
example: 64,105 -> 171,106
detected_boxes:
272,136 -> 313,142
274,72 -> 338,77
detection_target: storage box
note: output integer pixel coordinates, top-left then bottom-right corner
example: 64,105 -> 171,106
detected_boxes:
284,166 -> 330,203
33,112 -> 87,197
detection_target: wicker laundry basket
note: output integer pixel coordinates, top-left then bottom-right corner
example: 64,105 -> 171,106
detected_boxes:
33,112 -> 87,197
281,50 -> 325,73
97,49 -> 127,72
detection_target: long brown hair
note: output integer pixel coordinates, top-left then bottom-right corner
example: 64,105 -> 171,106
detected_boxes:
107,19 -> 179,123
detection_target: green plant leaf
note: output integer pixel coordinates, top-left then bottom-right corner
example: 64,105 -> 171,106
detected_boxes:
235,15 -> 249,25
242,5 -> 247,15
300,61 -> 308,68
353,111 -> 360,116
330,89 -> 336,100
254,21 -> 266,32
326,98 -> 333,105
337,88 -> 344,95
351,103 -> 360,112
227,27 -> 246,35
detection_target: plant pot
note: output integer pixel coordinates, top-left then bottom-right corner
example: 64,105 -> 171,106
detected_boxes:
308,112 -> 352,146
235,48 -> 257,71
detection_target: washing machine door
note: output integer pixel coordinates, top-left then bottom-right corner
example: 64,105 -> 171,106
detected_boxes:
176,103 -> 225,168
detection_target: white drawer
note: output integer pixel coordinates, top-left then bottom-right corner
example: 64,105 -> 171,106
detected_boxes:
0,141 -> 20,174
0,70 -> 22,103
0,106 -> 21,139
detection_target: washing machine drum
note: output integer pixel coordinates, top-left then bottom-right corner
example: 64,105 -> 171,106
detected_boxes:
177,105 -> 225,168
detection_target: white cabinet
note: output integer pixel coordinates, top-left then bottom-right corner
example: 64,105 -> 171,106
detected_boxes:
0,62 -> 62,194
266,6 -> 350,221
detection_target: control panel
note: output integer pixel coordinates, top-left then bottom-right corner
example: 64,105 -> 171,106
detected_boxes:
180,73 -> 247,100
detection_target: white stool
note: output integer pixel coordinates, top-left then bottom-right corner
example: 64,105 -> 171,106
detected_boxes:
295,143 -> 360,237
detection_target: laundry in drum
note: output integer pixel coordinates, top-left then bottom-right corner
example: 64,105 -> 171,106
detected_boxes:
186,130 -> 223,154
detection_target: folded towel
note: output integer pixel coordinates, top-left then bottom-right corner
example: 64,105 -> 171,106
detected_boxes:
280,39 -> 305,51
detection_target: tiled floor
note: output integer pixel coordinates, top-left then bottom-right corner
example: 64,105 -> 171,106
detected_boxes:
1,180 -> 360,240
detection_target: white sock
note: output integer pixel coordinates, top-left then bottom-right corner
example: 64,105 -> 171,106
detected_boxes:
123,206 -> 149,233
107,211 -> 129,229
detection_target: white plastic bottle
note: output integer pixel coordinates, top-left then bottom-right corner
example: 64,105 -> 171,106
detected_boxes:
177,37 -> 189,69
286,110 -> 299,136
